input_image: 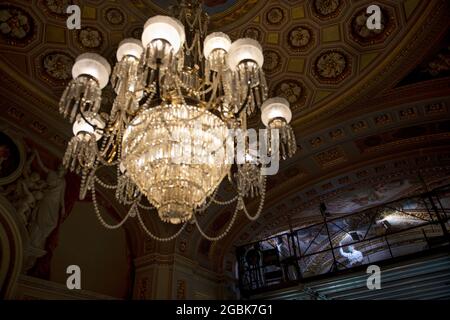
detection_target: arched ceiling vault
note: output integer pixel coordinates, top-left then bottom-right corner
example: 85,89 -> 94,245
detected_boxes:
0,1 -> 449,267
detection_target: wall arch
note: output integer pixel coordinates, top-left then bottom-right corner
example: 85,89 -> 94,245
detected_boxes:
0,195 -> 27,299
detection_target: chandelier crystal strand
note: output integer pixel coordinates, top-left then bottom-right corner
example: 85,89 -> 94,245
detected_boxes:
240,175 -> 267,221
212,194 -> 239,206
116,171 -> 140,204
122,104 -> 231,224
278,122 -> 297,160
115,123 -> 141,205
193,200 -> 240,241
91,181 -> 133,230
60,53 -> 111,200
261,98 -> 296,160
235,164 -> 264,198
58,0 -> 297,240
137,201 -> 155,210
59,53 -> 111,122
136,206 -> 187,242
95,176 -> 117,190
227,38 -> 265,116
59,77 -> 101,122
197,181 -> 238,211
196,186 -> 219,212
63,131 -> 97,174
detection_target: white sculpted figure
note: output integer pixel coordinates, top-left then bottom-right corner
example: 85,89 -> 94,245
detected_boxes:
16,180 -> 44,225
28,151 -> 66,250
1,150 -> 47,225
339,245 -> 363,266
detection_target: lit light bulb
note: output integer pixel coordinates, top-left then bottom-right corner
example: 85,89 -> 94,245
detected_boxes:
116,38 -> 144,61
72,114 -> 105,141
141,15 -> 185,53
227,38 -> 264,70
72,53 -> 111,89
203,32 -> 232,58
261,97 -> 292,127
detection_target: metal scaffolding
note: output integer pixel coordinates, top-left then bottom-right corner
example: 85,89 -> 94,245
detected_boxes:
236,184 -> 450,297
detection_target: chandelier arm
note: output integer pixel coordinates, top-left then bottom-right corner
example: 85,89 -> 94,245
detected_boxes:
172,75 -> 218,123
98,159 -> 120,167
136,207 -> 187,241
193,201 -> 240,241
198,68 -> 220,96
234,82 -> 253,117
91,185 -> 132,229
79,110 -> 106,134
151,76 -> 216,125
240,175 -> 267,221
96,129 -> 121,166
98,137 -> 116,160
197,82 -> 214,96
205,73 -> 220,109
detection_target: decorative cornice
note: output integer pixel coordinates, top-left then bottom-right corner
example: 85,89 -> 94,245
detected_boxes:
16,275 -> 117,300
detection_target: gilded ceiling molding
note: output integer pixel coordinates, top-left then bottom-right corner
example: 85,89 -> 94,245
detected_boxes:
290,0 -> 449,131
0,60 -> 58,110
299,79 -> 450,137
261,147 -> 450,217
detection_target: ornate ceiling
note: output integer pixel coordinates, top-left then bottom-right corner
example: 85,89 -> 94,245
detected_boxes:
0,0 -> 449,278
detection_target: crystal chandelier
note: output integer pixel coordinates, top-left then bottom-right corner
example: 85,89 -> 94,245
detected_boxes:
59,0 -> 297,241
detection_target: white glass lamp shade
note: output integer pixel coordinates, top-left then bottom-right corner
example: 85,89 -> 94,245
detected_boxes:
117,38 -> 143,61
261,98 -> 292,127
227,38 -> 264,70
72,114 -> 105,141
203,32 -> 232,58
72,53 -> 111,89
141,15 -> 185,53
